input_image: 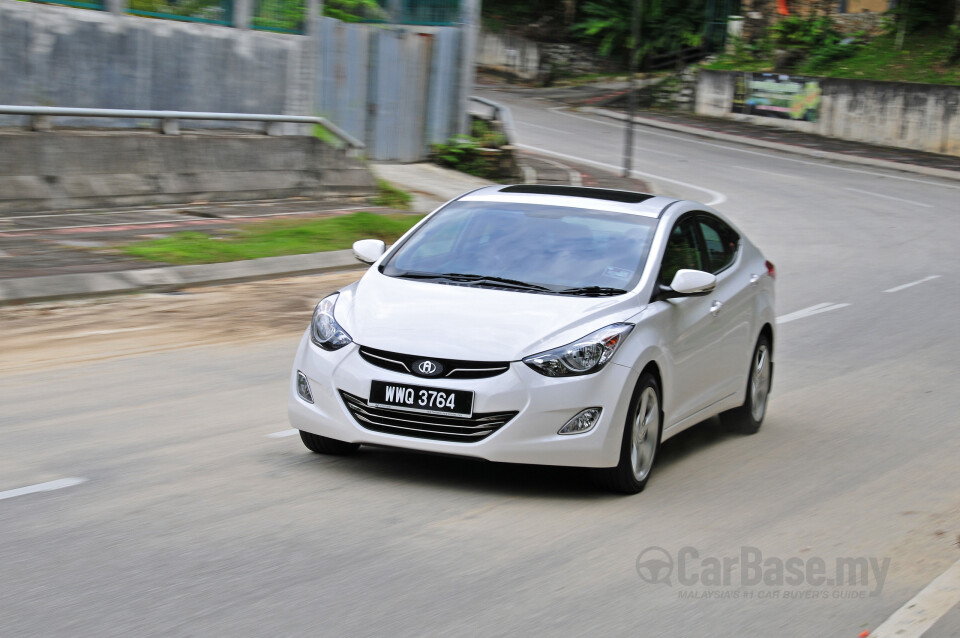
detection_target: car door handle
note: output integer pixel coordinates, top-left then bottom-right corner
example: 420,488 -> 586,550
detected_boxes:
711,300 -> 723,316
749,274 -> 760,286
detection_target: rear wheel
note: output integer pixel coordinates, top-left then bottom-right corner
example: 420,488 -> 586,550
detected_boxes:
722,335 -> 772,435
300,430 -> 360,455
593,372 -> 662,494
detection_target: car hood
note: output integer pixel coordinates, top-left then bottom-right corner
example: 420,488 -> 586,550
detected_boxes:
335,270 -> 643,361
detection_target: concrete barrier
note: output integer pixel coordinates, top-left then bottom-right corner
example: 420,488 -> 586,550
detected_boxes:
696,70 -> 960,157
0,132 -> 376,212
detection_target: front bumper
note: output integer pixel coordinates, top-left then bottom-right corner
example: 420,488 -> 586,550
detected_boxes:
287,331 -> 638,468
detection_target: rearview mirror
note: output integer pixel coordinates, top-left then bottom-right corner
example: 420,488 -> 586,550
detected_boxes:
353,239 -> 386,264
657,269 -> 717,300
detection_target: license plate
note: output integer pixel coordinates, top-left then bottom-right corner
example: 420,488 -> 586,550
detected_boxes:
368,380 -> 474,418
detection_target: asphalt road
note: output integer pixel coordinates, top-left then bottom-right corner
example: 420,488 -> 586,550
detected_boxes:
2,91 -> 960,637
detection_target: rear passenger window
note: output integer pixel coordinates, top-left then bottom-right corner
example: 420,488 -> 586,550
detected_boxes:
698,216 -> 739,273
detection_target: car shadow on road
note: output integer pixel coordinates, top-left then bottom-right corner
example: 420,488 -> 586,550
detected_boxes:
287,416 -> 738,499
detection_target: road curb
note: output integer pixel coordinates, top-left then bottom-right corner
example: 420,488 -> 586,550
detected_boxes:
584,107 -> 960,183
0,249 -> 365,305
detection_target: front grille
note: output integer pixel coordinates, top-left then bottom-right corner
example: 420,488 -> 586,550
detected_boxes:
339,390 -> 518,442
358,346 -> 511,380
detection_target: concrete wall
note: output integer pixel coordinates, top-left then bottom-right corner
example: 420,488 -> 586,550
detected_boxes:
696,70 -> 960,157
0,132 -> 375,212
477,31 -> 540,81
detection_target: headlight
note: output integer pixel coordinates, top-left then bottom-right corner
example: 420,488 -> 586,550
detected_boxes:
310,293 -> 352,351
523,323 -> 633,377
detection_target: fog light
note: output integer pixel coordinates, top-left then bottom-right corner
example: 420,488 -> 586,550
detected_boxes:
296,371 -> 314,404
559,408 -> 602,435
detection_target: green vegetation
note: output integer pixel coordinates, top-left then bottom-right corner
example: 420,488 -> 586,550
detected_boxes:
707,28 -> 960,85
431,119 -> 509,179
571,0 -> 706,64
323,0 -> 388,23
707,14 -> 866,76
251,0 -> 305,31
121,211 -> 422,265
127,0 -> 228,21
313,122 -> 346,148
370,179 -> 413,210
705,1 -> 960,84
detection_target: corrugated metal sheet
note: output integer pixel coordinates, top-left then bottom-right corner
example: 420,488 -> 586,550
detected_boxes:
316,18 -> 462,161
426,27 -> 460,146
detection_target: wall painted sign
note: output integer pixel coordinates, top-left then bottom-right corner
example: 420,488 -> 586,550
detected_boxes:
731,72 -> 821,122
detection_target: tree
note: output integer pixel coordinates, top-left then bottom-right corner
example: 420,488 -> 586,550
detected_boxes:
571,0 -> 707,64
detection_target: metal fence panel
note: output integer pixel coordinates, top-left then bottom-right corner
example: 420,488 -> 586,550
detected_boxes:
316,18 -> 370,145
426,27 -> 460,146
369,28 -> 431,161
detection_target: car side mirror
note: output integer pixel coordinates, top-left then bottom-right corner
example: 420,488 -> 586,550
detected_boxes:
656,269 -> 717,300
353,239 -> 386,264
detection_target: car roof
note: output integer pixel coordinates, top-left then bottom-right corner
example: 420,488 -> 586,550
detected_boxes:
458,184 -> 681,218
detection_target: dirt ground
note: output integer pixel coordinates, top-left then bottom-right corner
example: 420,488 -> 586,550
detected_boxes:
0,269 -> 365,375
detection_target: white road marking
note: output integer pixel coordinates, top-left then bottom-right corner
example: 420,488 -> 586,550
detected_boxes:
733,165 -> 796,179
845,187 -> 934,208
547,107 -> 960,192
530,154 -> 584,186
884,275 -> 941,293
70,325 -> 158,338
870,557 -> 960,638
518,121 -> 686,158
267,429 -> 299,438
516,143 -> 727,207
776,303 -> 851,324
0,477 -> 87,501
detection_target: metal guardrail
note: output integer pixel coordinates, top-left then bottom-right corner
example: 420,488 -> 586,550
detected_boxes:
468,96 -> 517,146
0,106 -> 365,150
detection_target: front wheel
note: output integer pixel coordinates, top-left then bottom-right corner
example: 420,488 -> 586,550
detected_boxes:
722,334 -> 772,435
593,372 -> 662,494
300,430 -> 360,455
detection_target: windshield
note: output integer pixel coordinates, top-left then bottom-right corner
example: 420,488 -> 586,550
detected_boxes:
381,201 -> 657,295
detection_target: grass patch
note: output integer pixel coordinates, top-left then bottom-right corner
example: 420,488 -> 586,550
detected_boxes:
314,122 -> 346,148
121,211 -> 423,265
370,179 -> 413,210
706,31 -> 960,85
808,32 -> 960,85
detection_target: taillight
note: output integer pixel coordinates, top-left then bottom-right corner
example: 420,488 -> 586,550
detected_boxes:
765,260 -> 776,279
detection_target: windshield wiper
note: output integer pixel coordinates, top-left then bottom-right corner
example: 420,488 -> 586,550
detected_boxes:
397,272 -> 552,292
555,286 -> 628,297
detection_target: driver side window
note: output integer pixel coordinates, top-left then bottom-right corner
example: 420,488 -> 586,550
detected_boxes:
659,217 -> 703,285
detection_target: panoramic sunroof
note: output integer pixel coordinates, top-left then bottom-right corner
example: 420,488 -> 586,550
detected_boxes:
498,185 -> 654,204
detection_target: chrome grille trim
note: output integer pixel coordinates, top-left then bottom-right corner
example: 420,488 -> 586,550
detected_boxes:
340,391 -> 518,442
360,350 -> 410,372
357,346 -> 511,380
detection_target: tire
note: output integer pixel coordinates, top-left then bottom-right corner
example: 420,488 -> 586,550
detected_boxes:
299,430 -> 360,455
722,334 -> 772,435
593,372 -> 662,495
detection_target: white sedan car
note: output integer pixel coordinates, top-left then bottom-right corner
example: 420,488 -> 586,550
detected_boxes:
288,185 -> 775,493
